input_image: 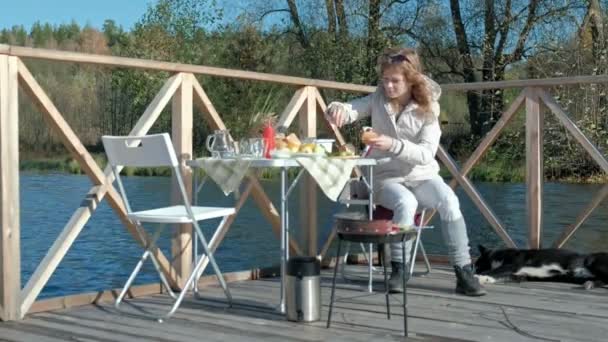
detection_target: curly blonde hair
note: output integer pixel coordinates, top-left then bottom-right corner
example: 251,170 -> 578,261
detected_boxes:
377,48 -> 433,118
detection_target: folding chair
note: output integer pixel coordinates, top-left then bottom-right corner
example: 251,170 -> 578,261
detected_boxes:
102,133 -> 234,322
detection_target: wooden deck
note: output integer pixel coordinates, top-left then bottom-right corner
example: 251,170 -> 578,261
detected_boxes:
1,264 -> 607,342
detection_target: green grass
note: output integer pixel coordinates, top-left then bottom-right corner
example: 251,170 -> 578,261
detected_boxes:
439,161 -> 525,183
20,154 -> 604,184
20,154 -> 171,177
19,154 -> 297,180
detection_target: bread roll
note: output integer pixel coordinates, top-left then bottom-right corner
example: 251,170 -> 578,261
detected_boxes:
361,129 -> 378,145
285,133 -> 301,149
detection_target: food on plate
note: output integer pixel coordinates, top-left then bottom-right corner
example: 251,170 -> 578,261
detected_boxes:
285,133 -> 301,149
314,145 -> 326,154
361,127 -> 378,145
271,133 -> 332,156
329,143 -> 356,157
339,143 -> 356,154
299,143 -> 321,154
275,138 -> 288,150
299,144 -> 314,154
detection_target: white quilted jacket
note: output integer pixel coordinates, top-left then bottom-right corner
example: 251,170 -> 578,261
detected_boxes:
328,76 -> 442,187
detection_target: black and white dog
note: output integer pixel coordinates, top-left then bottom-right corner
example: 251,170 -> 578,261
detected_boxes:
474,245 -> 608,289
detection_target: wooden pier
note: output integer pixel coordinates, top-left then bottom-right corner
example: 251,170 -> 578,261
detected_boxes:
1,264 -> 606,342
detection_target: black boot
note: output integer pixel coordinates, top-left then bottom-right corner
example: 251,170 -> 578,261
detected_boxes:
388,261 -> 405,293
454,264 -> 487,296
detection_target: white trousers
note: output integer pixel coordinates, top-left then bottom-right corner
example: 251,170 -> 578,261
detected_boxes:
375,175 -> 471,266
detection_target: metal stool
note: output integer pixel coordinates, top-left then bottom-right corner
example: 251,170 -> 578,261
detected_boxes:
339,207 -> 432,290
327,212 -> 418,337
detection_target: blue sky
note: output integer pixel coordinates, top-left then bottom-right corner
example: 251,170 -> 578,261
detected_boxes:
0,0 -> 155,31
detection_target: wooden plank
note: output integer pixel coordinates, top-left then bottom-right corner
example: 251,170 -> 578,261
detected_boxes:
0,55 -> 20,321
276,87 -> 308,129
525,87 -> 543,249
135,297 -> 403,342
53,309 -> 229,342
9,44 -> 608,93
20,186 -> 106,318
29,283 -> 162,314
191,75 -> 226,131
439,74 -> 608,91
9,265 -> 608,342
312,87 -> 362,182
194,271 -> 607,341
300,87 -> 317,256
28,263 -> 273,315
312,87 -> 348,147
450,90 -> 525,182
541,87 -> 608,246
171,73 -> 193,289
553,183 -> 608,248
40,311 -> 208,342
0,325 -> 68,342
16,317 -> 147,342
78,301 -> 321,341
16,59 -> 106,183
79,300 -> 381,342
129,73 -> 184,139
3,44 -> 375,93
437,147 -> 516,248
539,89 -> 608,173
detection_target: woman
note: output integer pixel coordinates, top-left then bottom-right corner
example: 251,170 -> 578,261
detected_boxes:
325,48 -> 486,296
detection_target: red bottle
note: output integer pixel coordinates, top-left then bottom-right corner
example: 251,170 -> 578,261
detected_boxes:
262,123 -> 275,158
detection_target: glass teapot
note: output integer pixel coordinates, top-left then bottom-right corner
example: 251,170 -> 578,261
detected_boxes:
205,130 -> 235,158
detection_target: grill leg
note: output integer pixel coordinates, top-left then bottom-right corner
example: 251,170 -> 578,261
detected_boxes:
402,238 -> 408,337
327,238 -> 342,329
383,247 -> 390,320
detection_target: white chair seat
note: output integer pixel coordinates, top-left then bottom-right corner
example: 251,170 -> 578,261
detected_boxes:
128,205 -> 235,224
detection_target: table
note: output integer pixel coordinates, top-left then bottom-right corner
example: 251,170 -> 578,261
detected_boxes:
187,157 -> 379,314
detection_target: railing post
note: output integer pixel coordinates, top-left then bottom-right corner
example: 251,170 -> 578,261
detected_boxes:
300,87 -> 317,256
525,87 -> 543,249
0,54 -> 21,321
171,73 -> 193,289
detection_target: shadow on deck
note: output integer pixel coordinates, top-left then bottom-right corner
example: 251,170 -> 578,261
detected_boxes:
1,265 -> 607,341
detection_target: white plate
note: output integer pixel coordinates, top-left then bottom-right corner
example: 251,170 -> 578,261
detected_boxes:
270,151 -> 291,159
270,151 -> 326,158
329,155 -> 360,159
290,152 -> 326,158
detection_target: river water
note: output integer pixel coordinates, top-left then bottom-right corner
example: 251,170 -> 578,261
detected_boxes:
19,172 -> 608,298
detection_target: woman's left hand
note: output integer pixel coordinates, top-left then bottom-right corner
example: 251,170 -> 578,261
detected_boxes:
368,134 -> 395,151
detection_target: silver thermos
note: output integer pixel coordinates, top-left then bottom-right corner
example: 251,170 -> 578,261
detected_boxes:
286,256 -> 321,322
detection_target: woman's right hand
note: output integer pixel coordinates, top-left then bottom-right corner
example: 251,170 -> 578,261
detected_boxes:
325,103 -> 348,128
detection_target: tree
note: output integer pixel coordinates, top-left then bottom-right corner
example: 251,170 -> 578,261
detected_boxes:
579,0 -> 605,72
446,0 -> 581,136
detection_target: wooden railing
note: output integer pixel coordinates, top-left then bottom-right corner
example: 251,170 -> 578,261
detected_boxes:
1,44 -> 607,321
